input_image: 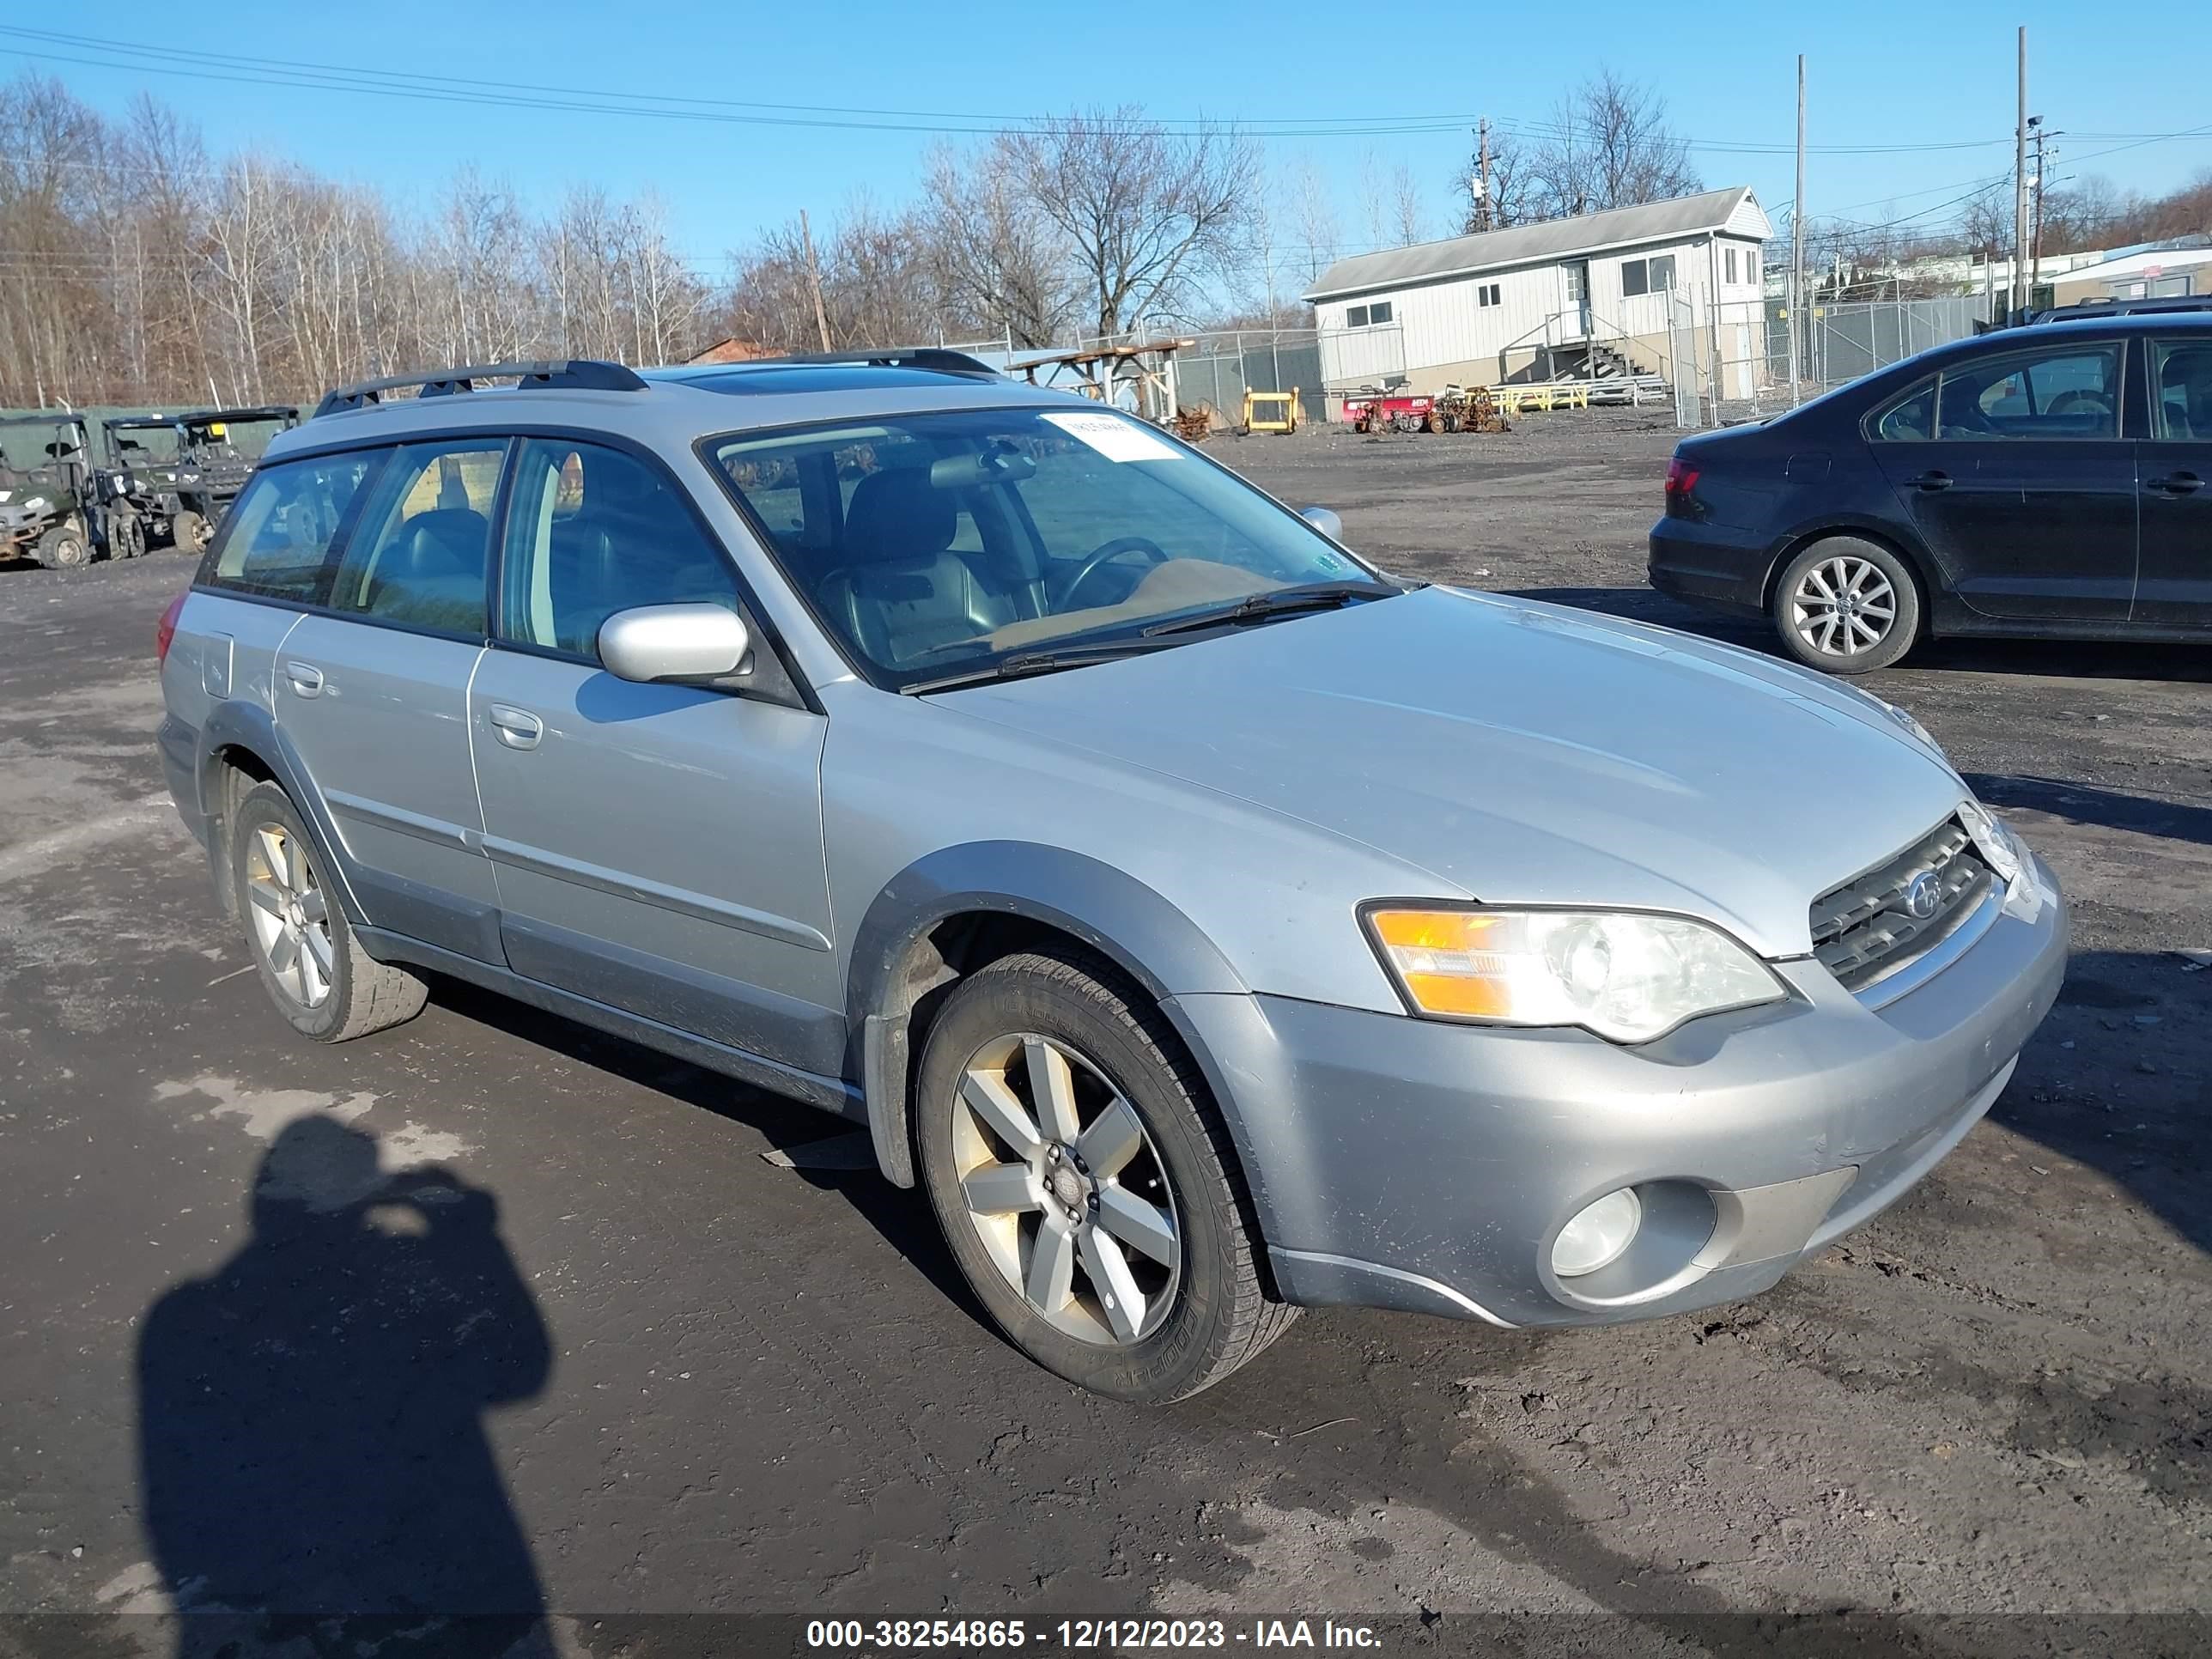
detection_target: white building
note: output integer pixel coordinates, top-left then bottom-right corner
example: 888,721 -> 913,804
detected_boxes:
1304,185 -> 1773,400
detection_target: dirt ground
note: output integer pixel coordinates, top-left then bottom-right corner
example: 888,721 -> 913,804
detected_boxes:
0,409 -> 2207,1657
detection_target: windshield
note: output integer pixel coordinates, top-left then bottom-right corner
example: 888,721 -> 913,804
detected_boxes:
706,406 -> 1380,688
185,416 -> 289,460
111,425 -> 183,465
0,424 -> 86,477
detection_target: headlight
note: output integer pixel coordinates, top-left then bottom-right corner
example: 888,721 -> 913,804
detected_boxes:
20,495 -> 48,512
1959,799 -> 2025,883
1364,907 -> 1785,1044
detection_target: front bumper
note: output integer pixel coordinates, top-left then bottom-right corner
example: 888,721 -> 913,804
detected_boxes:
1171,854 -> 2068,1328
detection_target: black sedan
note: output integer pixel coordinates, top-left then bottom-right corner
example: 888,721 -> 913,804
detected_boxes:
1649,313 -> 2212,672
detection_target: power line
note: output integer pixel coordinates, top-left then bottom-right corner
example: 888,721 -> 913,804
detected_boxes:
0,27 -> 2023,153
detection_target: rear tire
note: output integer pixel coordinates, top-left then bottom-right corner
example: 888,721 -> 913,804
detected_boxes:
229,781 -> 428,1042
915,950 -> 1296,1403
1771,536 -> 1921,675
34,521 -> 88,569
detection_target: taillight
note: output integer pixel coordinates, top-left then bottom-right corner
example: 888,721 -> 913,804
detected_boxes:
155,590 -> 187,664
1663,456 -> 1702,499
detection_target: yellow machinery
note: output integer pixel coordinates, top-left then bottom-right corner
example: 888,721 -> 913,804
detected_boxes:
1242,387 -> 1300,435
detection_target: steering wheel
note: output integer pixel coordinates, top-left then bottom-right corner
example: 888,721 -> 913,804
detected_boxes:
2045,388 -> 2112,420
1056,536 -> 1170,610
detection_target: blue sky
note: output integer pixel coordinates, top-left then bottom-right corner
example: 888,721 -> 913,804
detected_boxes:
7,1 -> 2208,298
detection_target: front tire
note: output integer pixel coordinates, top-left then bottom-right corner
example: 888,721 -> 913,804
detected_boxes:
1771,536 -> 1921,674
171,508 -> 210,556
915,950 -> 1296,1402
230,781 -> 427,1042
34,521 -> 88,568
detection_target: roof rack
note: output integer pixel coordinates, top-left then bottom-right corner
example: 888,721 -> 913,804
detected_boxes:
747,349 -> 1000,379
313,359 -> 647,420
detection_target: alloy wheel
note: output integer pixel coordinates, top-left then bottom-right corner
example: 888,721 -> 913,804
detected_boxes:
1789,555 -> 1897,658
951,1032 -> 1182,1346
243,821 -> 334,1008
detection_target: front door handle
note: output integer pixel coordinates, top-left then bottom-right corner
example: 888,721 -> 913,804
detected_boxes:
487,704 -> 544,750
283,660 -> 324,697
2147,471 -> 2204,495
1908,470 -> 1954,492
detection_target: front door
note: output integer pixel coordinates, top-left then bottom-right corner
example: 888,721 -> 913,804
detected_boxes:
467,438 -> 841,1076
1561,261 -> 1591,342
274,439 -> 506,960
1872,337 -> 2137,622
2135,336 -> 2212,627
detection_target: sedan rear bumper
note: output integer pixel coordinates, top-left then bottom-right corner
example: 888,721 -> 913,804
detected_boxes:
1171,854 -> 2068,1328
1648,516 -> 1776,617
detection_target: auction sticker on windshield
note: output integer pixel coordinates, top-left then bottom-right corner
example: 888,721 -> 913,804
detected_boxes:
1041,410 -> 1182,463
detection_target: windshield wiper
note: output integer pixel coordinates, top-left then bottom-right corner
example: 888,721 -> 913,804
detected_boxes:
1139,579 -> 1402,638
901,640 -> 1174,695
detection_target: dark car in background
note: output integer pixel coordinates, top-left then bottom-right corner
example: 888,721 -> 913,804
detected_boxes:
1649,314 -> 2212,672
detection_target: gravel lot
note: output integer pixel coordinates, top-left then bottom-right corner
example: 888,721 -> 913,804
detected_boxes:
1,410 -> 2207,1656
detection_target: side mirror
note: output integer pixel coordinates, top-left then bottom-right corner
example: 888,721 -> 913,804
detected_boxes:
599,604 -> 752,686
1299,505 -> 1345,541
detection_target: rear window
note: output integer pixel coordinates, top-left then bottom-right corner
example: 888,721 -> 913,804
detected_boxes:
1868,377 -> 1936,442
204,453 -> 380,603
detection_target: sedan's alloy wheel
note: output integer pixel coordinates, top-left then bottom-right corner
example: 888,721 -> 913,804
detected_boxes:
952,1031 -> 1182,1346
1789,555 -> 1897,657
243,820 -> 334,1008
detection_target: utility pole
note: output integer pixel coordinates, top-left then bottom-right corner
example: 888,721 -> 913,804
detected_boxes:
1474,118 -> 1492,232
799,208 -> 832,352
2029,118 -> 2060,293
1789,54 -> 1805,406
2012,26 -> 2028,323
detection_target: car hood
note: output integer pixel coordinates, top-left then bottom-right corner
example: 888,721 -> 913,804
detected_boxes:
933,586 -> 1970,957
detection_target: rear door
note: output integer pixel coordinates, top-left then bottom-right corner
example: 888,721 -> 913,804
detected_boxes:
1871,337 -> 2136,621
467,437 -> 841,1074
274,439 -> 507,961
2135,336 -> 2212,626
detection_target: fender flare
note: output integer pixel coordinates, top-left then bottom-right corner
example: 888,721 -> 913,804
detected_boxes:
196,699 -> 367,928
845,842 -> 1250,1188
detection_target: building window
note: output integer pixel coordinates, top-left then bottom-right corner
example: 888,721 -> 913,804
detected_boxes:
1620,254 -> 1677,298
1370,301 -> 1392,325
1748,249 -> 1759,283
1725,246 -> 1738,283
1475,282 -> 1501,307
1345,301 -> 1394,329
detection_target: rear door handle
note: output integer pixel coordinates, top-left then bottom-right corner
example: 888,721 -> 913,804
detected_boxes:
1908,471 -> 1954,492
283,660 -> 324,696
2147,471 -> 2204,495
487,704 -> 544,750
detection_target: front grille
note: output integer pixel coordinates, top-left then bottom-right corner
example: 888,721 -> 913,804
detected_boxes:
1810,817 -> 1994,990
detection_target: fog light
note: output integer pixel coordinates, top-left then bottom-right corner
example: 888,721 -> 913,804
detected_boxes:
1552,1188 -> 1643,1278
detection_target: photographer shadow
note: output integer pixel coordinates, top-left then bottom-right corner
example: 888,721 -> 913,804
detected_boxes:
137,1115 -> 553,1657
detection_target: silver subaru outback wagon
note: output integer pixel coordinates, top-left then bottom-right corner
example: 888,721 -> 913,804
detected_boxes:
155,353 -> 2068,1403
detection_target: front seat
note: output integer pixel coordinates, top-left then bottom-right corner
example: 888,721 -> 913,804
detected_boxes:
2160,349 -> 2212,440
817,468 -> 1015,665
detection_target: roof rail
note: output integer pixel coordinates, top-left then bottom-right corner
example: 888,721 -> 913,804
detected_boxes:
313,359 -> 647,420
756,349 -> 1000,378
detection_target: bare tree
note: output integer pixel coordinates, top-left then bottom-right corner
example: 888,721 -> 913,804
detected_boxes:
1000,106 -> 1257,337
1388,163 -> 1426,246
921,143 -> 1074,346
1522,71 -> 1701,222
1281,155 -> 1340,283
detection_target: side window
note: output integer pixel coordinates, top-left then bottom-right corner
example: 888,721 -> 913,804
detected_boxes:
325,441 -> 504,635
205,453 -> 378,603
498,439 -> 738,659
1936,346 -> 2120,440
2151,341 -> 2212,441
1869,377 -> 1936,442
